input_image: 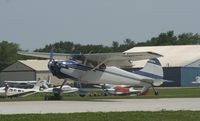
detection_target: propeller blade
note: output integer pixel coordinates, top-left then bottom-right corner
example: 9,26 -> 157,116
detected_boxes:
50,47 -> 54,61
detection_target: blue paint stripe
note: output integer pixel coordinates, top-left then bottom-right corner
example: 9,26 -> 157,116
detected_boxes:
133,71 -> 163,79
147,58 -> 161,66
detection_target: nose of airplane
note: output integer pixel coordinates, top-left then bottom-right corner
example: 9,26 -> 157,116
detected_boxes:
48,60 -> 69,75
48,60 -> 60,74
48,60 -> 54,70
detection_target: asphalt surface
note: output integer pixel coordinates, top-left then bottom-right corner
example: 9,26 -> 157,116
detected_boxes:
0,98 -> 200,114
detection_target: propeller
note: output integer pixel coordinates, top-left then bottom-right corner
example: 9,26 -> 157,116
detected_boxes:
50,47 -> 54,61
48,47 -> 55,70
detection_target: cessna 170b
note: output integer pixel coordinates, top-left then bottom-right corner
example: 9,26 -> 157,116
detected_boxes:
18,48 -> 167,97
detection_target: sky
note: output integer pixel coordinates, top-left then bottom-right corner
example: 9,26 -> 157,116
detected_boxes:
0,0 -> 200,50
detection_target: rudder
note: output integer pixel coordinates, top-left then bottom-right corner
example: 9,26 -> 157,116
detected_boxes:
135,58 -> 163,79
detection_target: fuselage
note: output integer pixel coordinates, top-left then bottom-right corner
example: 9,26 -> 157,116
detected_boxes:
0,87 -> 37,97
49,60 -> 152,87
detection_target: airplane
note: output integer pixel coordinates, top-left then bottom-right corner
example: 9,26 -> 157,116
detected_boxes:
4,80 -> 37,88
0,81 -> 41,98
93,84 -> 142,96
192,76 -> 200,85
18,48 -> 168,97
40,83 -> 78,95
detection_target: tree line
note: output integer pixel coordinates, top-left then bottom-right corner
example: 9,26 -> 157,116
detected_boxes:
35,31 -> 200,53
34,38 -> 135,53
1,31 -> 200,71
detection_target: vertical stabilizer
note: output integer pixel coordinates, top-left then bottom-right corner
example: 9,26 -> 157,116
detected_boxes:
135,58 -> 163,79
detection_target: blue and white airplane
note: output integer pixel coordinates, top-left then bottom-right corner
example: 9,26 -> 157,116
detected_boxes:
18,49 -> 166,96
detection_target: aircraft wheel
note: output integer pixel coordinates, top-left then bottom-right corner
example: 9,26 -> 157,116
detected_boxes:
44,95 -> 63,100
103,93 -> 108,96
79,94 -> 86,97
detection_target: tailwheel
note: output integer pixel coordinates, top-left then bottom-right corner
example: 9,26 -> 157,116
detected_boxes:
152,85 -> 159,96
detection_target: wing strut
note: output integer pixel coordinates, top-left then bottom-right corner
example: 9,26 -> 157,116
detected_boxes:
91,59 -> 108,71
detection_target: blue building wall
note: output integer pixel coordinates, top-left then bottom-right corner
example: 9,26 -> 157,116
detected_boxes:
181,67 -> 200,86
162,67 -> 181,87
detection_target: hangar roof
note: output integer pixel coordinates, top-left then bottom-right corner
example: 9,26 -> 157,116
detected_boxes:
19,60 -> 49,71
125,45 -> 200,68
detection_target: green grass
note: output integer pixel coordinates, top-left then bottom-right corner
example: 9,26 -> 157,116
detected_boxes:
1,87 -> 200,101
1,111 -> 200,121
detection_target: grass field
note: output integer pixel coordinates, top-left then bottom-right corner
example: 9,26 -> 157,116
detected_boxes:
0,87 -> 200,101
1,88 -> 200,121
0,111 -> 200,121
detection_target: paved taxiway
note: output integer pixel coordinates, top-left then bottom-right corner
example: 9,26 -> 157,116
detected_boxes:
0,98 -> 200,114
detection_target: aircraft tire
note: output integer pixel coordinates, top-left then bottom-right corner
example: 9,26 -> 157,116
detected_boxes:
79,94 -> 86,97
44,95 -> 63,100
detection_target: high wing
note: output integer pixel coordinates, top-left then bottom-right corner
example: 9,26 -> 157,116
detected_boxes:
4,80 -> 37,84
18,51 -> 162,67
18,51 -> 68,60
73,52 -> 162,67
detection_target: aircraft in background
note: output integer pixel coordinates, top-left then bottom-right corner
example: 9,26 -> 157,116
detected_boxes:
94,84 -> 142,96
18,49 -> 167,98
40,84 -> 78,95
192,76 -> 200,85
0,80 -> 78,98
0,81 -> 41,98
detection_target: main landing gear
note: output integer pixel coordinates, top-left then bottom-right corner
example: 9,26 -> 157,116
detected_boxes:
78,80 -> 87,97
44,80 -> 67,100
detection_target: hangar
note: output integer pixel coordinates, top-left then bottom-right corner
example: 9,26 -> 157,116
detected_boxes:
0,60 -> 64,85
125,45 -> 200,87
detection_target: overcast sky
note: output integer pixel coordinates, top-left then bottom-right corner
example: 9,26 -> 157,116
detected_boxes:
0,0 -> 200,50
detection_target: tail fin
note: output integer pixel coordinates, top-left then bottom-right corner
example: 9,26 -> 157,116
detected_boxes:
136,58 -> 163,79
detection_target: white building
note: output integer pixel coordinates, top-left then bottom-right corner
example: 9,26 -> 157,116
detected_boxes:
0,60 -> 65,85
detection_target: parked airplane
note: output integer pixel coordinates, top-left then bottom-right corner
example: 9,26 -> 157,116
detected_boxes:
192,76 -> 200,84
94,84 -> 142,96
40,84 -> 78,95
18,49 -> 167,97
0,81 -> 41,98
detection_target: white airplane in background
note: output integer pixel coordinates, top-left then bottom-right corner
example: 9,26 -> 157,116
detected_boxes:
0,81 -> 41,98
18,48 -> 168,97
192,76 -> 200,85
40,83 -> 78,95
94,84 -> 142,96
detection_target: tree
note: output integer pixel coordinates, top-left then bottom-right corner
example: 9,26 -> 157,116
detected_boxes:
112,41 -> 119,52
177,33 -> 200,45
123,38 -> 135,49
0,41 -> 19,70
